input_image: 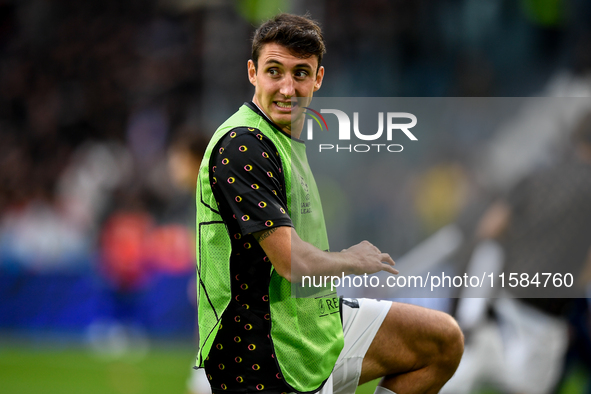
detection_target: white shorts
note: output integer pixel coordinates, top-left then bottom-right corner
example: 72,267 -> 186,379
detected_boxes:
316,298 -> 392,394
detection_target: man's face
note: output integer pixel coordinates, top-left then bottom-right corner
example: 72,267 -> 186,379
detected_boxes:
248,42 -> 324,137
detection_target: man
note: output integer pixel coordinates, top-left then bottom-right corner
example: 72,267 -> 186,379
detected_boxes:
195,13 -> 463,394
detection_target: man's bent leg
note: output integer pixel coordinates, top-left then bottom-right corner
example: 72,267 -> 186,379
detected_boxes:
359,302 -> 464,394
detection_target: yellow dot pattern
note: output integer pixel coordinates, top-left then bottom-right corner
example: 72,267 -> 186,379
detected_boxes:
206,127 -> 295,391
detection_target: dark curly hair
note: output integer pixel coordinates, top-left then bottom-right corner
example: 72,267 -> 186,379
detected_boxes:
251,13 -> 326,72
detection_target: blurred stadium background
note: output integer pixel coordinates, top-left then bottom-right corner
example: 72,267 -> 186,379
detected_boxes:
1,0 -> 591,393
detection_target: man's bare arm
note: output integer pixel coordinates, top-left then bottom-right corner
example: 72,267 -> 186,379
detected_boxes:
256,227 -> 279,243
253,226 -> 398,283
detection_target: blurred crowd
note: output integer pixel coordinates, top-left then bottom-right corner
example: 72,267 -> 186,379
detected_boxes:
0,0 -> 210,276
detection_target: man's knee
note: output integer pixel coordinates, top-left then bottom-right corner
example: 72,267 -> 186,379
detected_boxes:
434,313 -> 464,375
365,303 -> 464,377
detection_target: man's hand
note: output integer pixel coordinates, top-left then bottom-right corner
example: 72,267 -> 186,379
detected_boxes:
253,226 -> 398,282
341,240 -> 399,276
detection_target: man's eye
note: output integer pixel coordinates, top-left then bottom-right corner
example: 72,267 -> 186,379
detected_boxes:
295,71 -> 309,78
269,69 -> 279,76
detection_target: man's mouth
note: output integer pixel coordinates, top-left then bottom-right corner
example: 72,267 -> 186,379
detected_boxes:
275,101 -> 294,109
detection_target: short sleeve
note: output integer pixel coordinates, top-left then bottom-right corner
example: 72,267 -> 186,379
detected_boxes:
210,127 -> 292,235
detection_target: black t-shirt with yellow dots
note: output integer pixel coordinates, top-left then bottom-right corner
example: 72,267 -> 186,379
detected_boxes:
205,121 -> 294,393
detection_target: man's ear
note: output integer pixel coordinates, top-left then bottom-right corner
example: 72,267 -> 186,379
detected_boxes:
314,66 -> 325,92
248,59 -> 257,86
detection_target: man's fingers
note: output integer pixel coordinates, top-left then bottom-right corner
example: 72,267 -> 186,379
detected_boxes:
379,253 -> 396,266
379,253 -> 398,275
384,265 -> 399,275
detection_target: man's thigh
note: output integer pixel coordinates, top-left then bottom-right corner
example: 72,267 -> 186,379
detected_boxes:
358,301 -> 460,385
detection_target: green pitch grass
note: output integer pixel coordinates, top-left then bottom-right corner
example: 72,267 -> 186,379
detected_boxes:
0,338 -> 197,394
1,337 -> 587,394
355,379 -> 380,394
0,335 -> 373,394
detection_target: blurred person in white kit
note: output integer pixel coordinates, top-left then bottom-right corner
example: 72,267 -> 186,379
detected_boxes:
442,112 -> 591,394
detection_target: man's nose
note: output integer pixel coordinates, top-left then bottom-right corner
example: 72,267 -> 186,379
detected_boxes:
279,76 -> 296,97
